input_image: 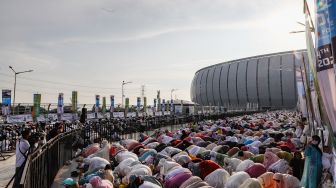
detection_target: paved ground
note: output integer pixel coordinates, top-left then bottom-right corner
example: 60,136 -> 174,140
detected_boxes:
0,154 -> 15,188
51,159 -> 79,188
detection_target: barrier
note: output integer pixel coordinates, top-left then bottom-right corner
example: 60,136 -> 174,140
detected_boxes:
18,111 -> 263,188
19,129 -> 79,188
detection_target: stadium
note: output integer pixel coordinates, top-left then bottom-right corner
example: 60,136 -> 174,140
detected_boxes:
190,50 -> 307,110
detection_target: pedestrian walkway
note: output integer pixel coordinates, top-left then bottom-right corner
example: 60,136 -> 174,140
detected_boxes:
51,159 -> 78,188
0,155 -> 15,187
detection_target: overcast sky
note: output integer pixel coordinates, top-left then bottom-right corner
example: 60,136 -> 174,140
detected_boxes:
0,0 -> 311,106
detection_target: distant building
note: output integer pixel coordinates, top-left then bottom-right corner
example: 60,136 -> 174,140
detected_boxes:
190,50 -> 308,110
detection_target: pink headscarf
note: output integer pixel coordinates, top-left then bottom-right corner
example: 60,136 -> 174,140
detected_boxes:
89,176 -> 113,188
263,151 -> 280,169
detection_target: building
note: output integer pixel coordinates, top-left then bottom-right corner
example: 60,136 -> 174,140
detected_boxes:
190,50 -> 308,110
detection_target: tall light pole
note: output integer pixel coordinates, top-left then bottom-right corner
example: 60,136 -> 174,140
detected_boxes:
9,66 -> 33,114
171,89 -> 178,101
121,80 -> 132,108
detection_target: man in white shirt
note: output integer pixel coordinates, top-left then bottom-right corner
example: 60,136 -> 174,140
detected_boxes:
13,129 -> 31,187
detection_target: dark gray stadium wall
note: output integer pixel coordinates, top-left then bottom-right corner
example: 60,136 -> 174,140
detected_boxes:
191,50 -> 306,110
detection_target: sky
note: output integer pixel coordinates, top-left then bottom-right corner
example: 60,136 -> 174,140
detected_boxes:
0,0 -> 312,106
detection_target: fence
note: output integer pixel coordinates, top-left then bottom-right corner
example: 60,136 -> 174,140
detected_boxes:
17,110 -> 265,188
19,129 -> 79,188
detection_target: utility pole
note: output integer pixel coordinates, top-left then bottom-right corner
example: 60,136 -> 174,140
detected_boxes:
9,66 -> 33,115
171,89 -> 178,101
122,81 -> 132,108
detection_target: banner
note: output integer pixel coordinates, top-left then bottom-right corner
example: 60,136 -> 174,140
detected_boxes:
162,99 -> 166,112
329,0 -> 336,71
33,94 -> 41,119
157,90 -> 161,112
137,97 -> 141,108
113,112 -> 125,118
96,95 -> 100,109
143,97 -> 147,112
315,0 -> 336,134
57,93 -> 64,114
102,96 -> 106,113
110,95 -> 115,112
125,98 -> 129,109
2,89 -> 11,115
7,114 -> 33,123
72,91 -> 78,112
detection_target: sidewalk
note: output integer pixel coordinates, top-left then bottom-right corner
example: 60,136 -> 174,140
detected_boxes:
0,154 -> 15,187
51,159 -> 79,188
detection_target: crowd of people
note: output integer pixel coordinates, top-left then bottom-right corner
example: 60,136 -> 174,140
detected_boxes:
59,111 -> 334,188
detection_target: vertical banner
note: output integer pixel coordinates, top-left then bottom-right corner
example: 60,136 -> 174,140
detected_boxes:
33,94 -> 41,120
137,97 -> 141,109
329,0 -> 336,73
110,95 -> 115,113
102,96 -> 106,114
2,89 -> 11,115
72,91 -> 78,112
153,99 -> 157,112
57,93 -> 64,114
167,100 -> 170,111
125,98 -> 129,109
315,0 -> 336,134
95,95 -> 100,112
157,90 -> 161,112
143,97 -> 147,112
162,99 -> 166,112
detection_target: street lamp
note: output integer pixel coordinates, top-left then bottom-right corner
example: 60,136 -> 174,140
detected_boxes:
121,80 -> 132,108
171,89 -> 178,101
9,66 -> 33,114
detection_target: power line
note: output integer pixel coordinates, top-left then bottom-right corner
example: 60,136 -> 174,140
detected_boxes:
0,72 -> 140,90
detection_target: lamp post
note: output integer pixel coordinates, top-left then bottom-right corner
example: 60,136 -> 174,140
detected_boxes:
121,80 -> 132,108
9,66 -> 33,114
171,89 -> 178,101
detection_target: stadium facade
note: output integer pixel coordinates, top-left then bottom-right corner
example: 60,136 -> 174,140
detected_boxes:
190,50 -> 307,110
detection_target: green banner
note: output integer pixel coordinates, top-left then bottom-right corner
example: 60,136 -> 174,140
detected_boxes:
102,96 -> 106,113
144,97 -> 147,109
72,91 -> 78,112
33,94 -> 41,119
125,98 -> 129,109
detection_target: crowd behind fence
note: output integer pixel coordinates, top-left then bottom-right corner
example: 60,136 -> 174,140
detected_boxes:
0,111 -> 264,156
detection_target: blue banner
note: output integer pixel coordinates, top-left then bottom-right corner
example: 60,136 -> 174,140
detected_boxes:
315,0 -> 334,72
162,99 -> 165,111
95,95 -> 100,107
57,93 -> 64,114
110,95 -> 114,107
2,90 -> 11,106
328,0 -> 336,67
137,97 -> 141,108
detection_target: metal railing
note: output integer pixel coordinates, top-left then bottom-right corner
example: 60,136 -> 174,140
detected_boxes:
19,129 -> 79,188
17,110 -> 264,188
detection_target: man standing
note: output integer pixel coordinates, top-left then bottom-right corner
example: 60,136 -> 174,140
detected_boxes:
13,129 -> 31,187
